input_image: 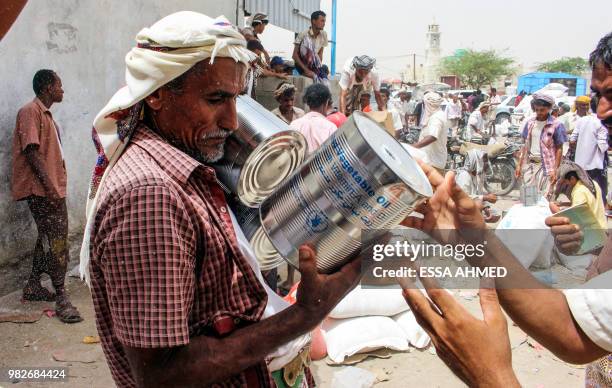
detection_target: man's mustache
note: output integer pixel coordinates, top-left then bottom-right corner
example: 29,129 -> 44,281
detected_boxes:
201,129 -> 231,140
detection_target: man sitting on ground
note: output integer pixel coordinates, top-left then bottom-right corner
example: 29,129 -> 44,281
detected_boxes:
551,160 -> 607,229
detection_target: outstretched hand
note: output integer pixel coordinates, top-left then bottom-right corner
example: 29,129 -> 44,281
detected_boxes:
401,161 -> 485,244
295,245 -> 361,323
402,278 -> 519,387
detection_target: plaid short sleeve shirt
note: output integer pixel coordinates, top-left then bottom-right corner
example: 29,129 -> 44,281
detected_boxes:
89,125 -> 272,387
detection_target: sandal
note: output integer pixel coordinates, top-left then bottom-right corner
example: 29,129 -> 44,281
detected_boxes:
55,299 -> 83,324
22,282 -> 56,302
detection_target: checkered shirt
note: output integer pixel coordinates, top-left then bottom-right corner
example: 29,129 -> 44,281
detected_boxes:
521,115 -> 567,176
89,125 -> 272,387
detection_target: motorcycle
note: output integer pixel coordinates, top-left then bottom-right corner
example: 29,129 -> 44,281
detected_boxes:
446,137 -> 520,196
483,142 -> 521,196
398,125 -> 421,144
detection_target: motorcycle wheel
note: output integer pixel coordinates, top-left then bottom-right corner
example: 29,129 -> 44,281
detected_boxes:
484,159 -> 516,196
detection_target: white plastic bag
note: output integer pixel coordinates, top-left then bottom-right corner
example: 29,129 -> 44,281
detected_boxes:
322,316 -> 409,363
495,202 -> 554,269
329,286 -> 410,319
393,310 -> 431,348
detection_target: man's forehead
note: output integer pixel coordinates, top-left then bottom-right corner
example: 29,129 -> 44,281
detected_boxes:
199,59 -> 246,90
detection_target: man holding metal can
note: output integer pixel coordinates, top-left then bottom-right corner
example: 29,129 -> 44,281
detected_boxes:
79,12 -> 361,388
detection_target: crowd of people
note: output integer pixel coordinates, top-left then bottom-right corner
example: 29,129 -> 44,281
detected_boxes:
5,5 -> 612,387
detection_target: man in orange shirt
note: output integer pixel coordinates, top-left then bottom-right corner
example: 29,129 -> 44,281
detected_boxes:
11,69 -> 82,323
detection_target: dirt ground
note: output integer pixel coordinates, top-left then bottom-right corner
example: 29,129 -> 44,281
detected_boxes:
0,191 -> 605,388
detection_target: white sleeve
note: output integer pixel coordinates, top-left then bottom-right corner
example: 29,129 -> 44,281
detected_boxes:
468,112 -> 478,126
569,124 -> 580,142
339,72 -> 351,90
424,116 -> 444,140
563,272 -> 612,353
596,124 -> 608,152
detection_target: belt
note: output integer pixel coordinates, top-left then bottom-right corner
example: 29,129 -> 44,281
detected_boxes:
210,316 -> 262,388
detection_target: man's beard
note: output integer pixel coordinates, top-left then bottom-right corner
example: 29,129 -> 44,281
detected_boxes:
194,129 -> 231,163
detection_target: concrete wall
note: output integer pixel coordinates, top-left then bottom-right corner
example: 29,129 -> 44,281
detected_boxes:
0,0 -> 241,267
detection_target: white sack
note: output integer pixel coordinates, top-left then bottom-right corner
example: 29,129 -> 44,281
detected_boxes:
329,286 -> 410,319
322,316 -> 409,363
393,310 -> 431,348
495,202 -> 554,269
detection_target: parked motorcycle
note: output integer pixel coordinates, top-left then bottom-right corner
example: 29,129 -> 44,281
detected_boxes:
399,126 -> 421,144
483,142 -> 520,196
446,137 -> 520,196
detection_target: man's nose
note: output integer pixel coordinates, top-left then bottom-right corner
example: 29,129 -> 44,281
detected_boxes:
219,100 -> 239,132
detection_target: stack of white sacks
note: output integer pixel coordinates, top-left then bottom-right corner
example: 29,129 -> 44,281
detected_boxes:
321,286 -> 431,363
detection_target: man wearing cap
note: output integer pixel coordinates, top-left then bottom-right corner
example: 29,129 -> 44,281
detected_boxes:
81,12 -> 360,387
241,12 -> 270,64
515,93 -> 567,197
339,55 -> 383,116
293,10 -> 329,83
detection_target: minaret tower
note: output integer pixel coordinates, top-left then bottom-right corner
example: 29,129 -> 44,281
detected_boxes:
424,21 -> 441,84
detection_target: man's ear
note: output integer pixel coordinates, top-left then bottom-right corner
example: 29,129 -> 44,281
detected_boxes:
145,88 -> 165,111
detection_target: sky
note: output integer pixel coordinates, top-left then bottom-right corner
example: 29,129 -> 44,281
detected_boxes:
315,0 -> 612,78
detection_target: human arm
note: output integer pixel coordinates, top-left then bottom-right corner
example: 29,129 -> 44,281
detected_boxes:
596,124 -> 608,153
402,282 -> 519,388
292,42 -> 314,79
412,135 -> 436,149
125,245 -> 361,387
339,88 -> 348,115
468,113 -> 480,134
473,231 -> 609,364
401,165 -> 609,364
99,187 -> 361,387
318,48 -> 324,62
16,107 -> 60,199
23,145 -> 59,198
259,66 -> 288,79
550,124 -> 568,183
514,122 -> 530,178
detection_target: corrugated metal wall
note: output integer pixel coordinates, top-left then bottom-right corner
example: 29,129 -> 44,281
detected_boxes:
244,0 -> 320,33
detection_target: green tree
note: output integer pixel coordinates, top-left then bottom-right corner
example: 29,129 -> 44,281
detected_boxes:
536,57 -> 588,75
440,49 -> 515,90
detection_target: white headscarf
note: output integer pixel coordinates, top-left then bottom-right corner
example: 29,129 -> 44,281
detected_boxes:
421,92 -> 443,126
79,11 -> 254,285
